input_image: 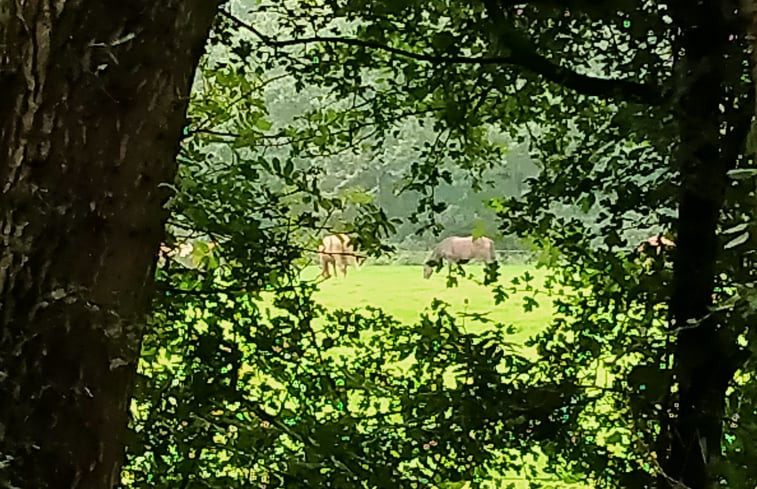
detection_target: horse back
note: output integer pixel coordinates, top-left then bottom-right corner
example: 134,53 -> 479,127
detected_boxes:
320,233 -> 357,266
443,236 -> 495,262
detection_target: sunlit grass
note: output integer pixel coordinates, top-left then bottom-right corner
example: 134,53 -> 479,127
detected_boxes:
306,263 -> 554,345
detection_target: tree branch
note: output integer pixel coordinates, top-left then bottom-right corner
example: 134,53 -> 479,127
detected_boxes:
222,10 -> 663,105
509,49 -> 662,104
483,0 -> 664,105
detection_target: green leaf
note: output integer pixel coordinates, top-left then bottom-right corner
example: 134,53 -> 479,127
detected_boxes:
727,168 -> 757,180
471,219 -> 487,239
724,231 -> 750,249
722,222 -> 749,235
255,118 -> 272,131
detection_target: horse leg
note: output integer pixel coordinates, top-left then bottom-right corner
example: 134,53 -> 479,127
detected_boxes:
323,255 -> 335,279
319,254 -> 328,279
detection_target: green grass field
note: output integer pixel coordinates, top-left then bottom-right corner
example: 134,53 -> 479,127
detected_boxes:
307,263 -> 554,345
303,264 -> 588,489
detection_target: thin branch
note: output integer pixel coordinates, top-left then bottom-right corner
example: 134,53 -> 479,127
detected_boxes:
222,10 -> 663,105
186,128 -> 243,139
186,104 -> 442,151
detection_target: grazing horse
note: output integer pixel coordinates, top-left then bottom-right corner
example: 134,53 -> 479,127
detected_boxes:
318,234 -> 361,279
423,236 -> 497,278
637,234 -> 676,257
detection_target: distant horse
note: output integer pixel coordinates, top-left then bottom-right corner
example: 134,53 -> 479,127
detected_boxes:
637,234 -> 676,257
423,236 -> 496,278
636,234 -> 722,302
158,240 -> 218,270
318,234 -> 362,279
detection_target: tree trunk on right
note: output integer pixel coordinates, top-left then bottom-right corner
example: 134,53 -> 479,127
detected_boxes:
659,1 -> 750,487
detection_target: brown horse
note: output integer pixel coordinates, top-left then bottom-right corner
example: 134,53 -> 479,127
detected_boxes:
318,234 -> 361,279
423,236 -> 496,278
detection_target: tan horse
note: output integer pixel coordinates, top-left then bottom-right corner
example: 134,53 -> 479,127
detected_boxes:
318,234 -> 361,279
637,234 -> 676,256
635,234 -> 676,276
423,236 -> 496,278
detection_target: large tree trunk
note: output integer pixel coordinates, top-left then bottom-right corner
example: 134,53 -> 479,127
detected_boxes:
660,1 -> 748,487
0,2 -> 217,488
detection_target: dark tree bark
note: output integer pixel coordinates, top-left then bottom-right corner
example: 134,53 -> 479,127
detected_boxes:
743,1 -> 757,139
0,1 -> 218,488
660,1 -> 750,488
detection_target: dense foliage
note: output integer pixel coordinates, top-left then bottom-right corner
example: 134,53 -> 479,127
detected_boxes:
122,1 -> 757,488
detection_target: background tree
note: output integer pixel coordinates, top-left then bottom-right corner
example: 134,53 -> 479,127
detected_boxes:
0,2 -> 219,488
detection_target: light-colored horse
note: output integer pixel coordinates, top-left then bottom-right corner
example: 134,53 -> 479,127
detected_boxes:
158,240 -> 218,270
423,236 -> 496,278
318,234 -> 361,279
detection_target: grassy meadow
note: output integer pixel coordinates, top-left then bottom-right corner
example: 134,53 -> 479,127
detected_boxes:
307,263 -> 555,345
